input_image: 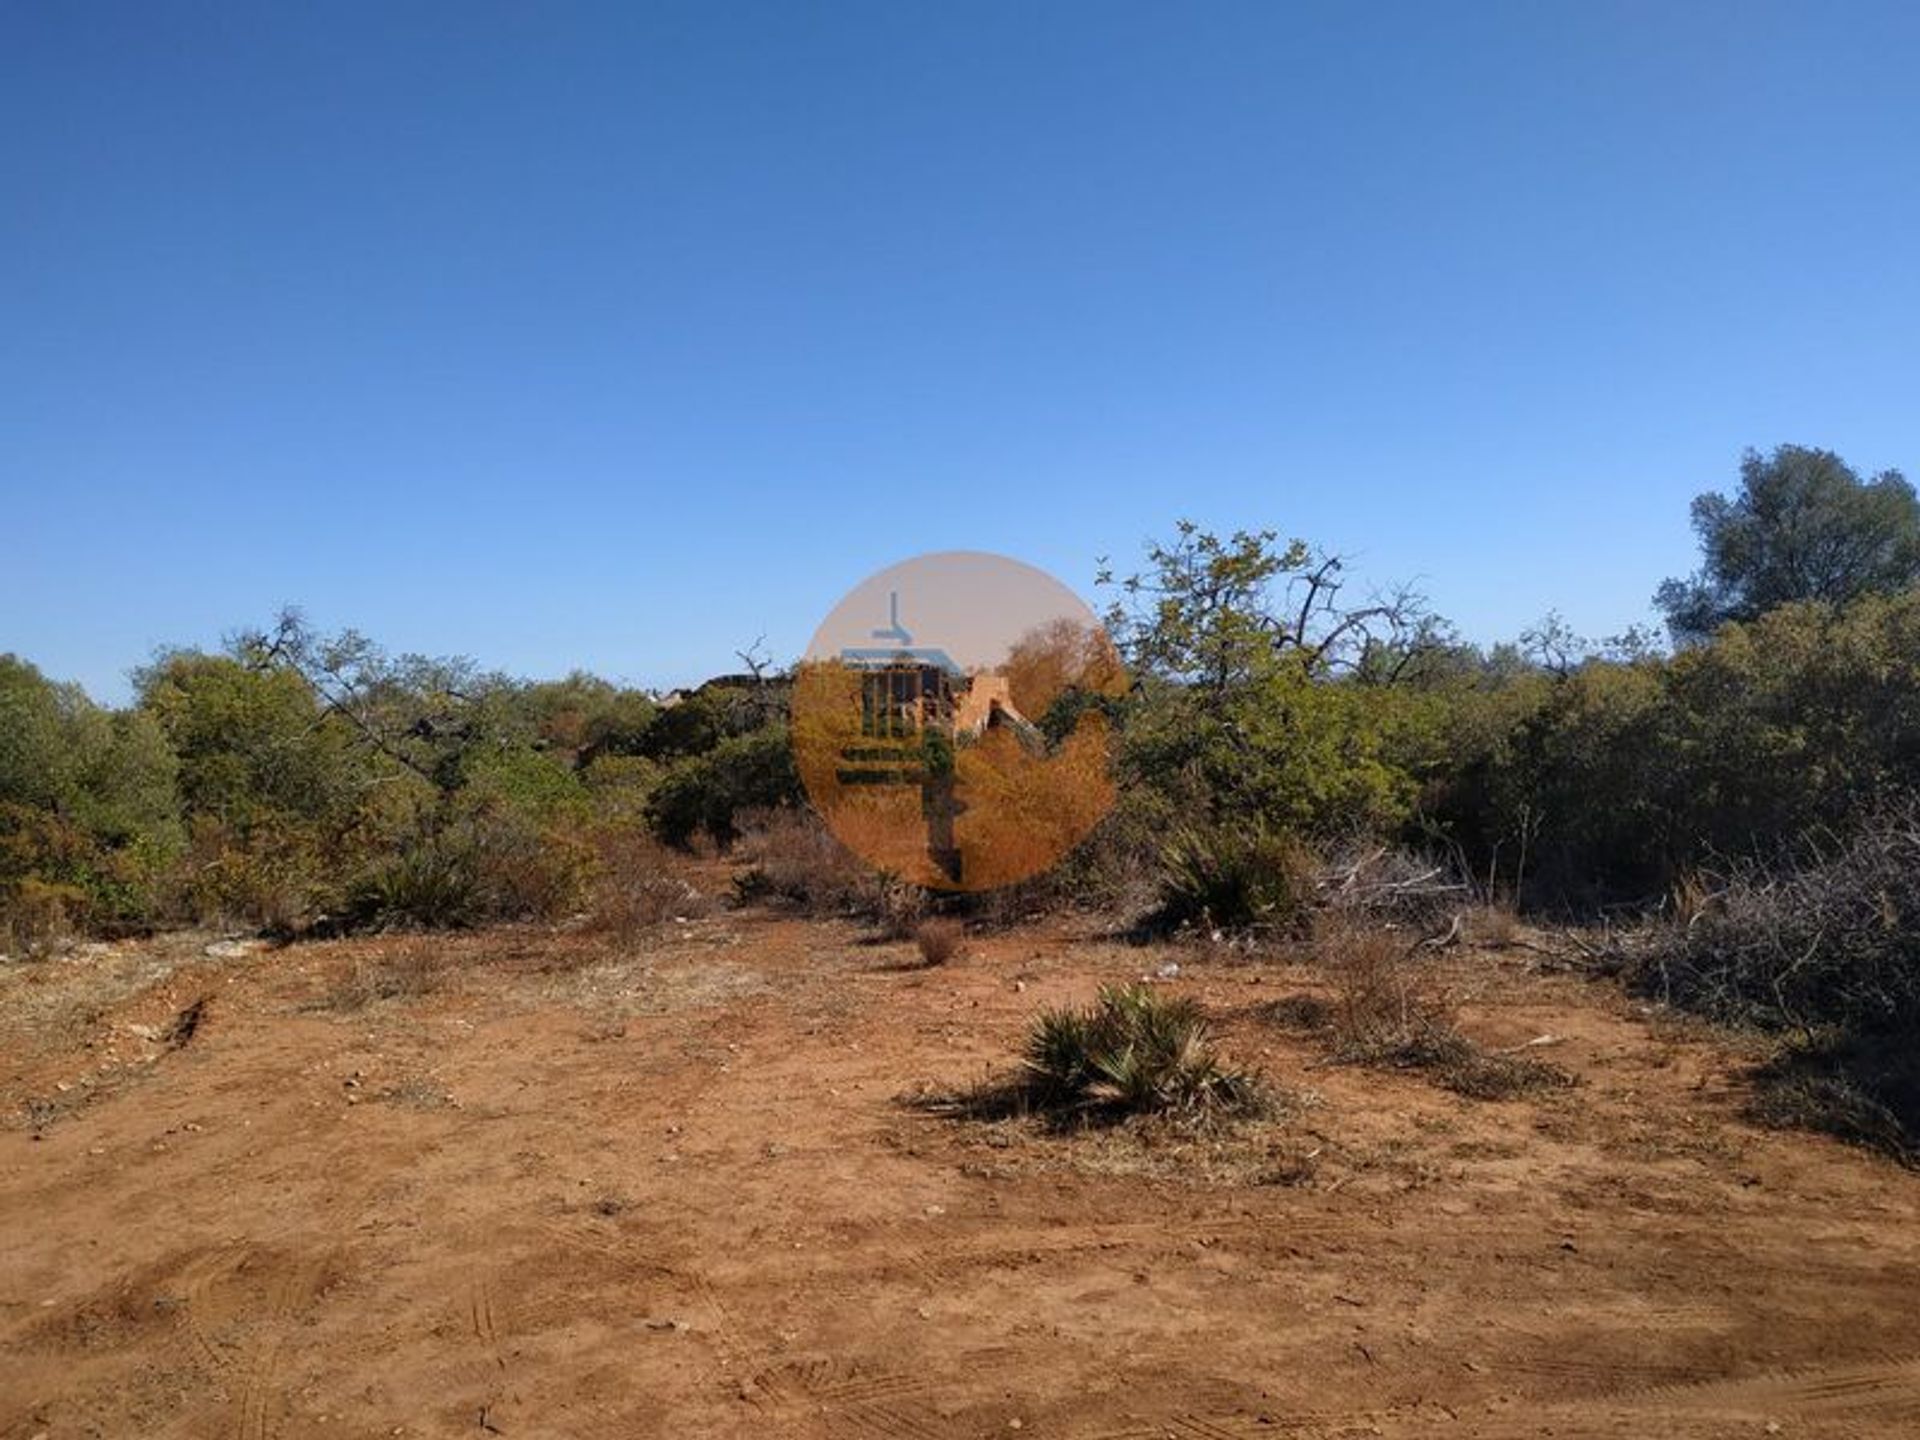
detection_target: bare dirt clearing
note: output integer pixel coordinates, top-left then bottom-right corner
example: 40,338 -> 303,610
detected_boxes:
4,900 -> 1919,1439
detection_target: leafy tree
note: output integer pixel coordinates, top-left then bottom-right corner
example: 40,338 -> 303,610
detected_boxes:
1656,445 -> 1920,644
1099,521 -> 1443,700
136,649 -> 363,828
1096,525 -> 1446,843
1,656 -> 182,926
0,656 -> 180,847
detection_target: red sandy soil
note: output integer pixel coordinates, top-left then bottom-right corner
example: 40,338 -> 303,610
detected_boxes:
4,897 -> 1919,1439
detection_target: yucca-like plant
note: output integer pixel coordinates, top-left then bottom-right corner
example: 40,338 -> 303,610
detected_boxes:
1023,984 -> 1262,1117
1157,825 -> 1315,933
1024,1005 -> 1097,1103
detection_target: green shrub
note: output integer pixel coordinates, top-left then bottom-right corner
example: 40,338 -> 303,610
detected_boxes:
648,727 -> 801,848
1155,824 -> 1317,933
344,843 -> 487,930
340,812 -> 594,932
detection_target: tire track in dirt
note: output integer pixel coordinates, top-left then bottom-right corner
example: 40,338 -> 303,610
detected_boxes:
468,1275 -> 506,1369
1077,1406 -> 1412,1438
1624,1351 -> 1920,1421
744,1356 -> 964,1440
225,1248 -> 336,1440
1494,1349 -> 1728,1399
169,1243 -> 255,1375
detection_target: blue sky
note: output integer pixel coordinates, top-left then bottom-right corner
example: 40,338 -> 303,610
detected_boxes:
5,1 -> 1917,701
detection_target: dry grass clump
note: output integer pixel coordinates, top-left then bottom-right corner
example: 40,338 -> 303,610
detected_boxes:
1,878 -> 91,958
1307,920 -> 1570,1101
586,829 -> 707,942
1743,1033 -> 1920,1167
1468,903 -> 1521,947
732,809 -> 930,937
318,942 -> 450,1011
914,917 -> 965,967
733,809 -> 877,910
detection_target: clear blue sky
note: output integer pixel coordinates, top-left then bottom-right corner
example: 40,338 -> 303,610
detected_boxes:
5,2 -> 1917,702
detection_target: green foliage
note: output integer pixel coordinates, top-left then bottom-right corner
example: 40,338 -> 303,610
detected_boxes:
1113,662 -> 1422,881
458,744 -> 589,822
344,842 -> 489,931
1431,592 -> 1920,900
1021,985 -> 1263,1117
1155,823 -> 1316,932
341,813 -> 594,931
0,656 -> 182,929
647,726 -> 800,848
137,650 -> 360,828
1101,522 -> 1306,696
636,686 -> 763,761
1657,444 -> 1920,644
515,672 -> 658,762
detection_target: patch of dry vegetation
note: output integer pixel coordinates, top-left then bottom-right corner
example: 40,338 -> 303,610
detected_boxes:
913,917 -> 965,967
316,941 -> 450,1011
732,809 -> 929,936
584,829 -> 708,942
1639,807 -> 1920,1163
1297,920 -> 1572,1101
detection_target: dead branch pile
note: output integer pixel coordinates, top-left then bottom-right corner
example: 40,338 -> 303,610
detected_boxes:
1317,846 -> 1471,926
1638,806 -> 1920,1036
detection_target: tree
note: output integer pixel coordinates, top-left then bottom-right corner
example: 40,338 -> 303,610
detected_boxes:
1097,521 -> 1443,701
136,648 -> 362,827
1656,445 -> 1920,644
1096,523 -> 1446,838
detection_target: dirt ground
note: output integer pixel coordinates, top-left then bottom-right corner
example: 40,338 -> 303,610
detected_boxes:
5,891 -> 1920,1439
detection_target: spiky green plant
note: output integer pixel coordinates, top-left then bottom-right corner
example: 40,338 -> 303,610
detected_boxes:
1022,984 -> 1263,1117
1157,824 -> 1315,933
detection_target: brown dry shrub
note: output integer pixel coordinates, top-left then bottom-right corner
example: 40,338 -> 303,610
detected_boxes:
1746,1038 -> 1920,1166
479,823 -> 598,922
1468,903 -> 1520,948
319,942 -> 450,1011
586,828 -> 707,942
1309,919 -> 1569,1100
914,917 -> 965,966
732,808 -> 932,936
1,877 -> 91,957
732,809 -> 872,913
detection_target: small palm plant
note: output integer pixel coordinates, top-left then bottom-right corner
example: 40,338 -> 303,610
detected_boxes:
1022,984 -> 1263,1118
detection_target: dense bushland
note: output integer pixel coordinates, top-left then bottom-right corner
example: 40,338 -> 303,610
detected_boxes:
6,443 -> 1918,1023
0,613 -> 791,946
8,553 -> 1919,948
